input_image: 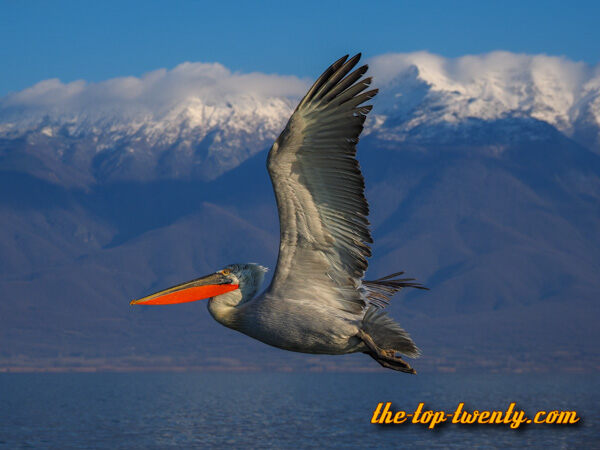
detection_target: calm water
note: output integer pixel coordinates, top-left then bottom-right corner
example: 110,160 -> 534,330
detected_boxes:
0,372 -> 597,449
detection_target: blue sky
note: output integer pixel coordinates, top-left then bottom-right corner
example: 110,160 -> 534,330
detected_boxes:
1,0 -> 598,97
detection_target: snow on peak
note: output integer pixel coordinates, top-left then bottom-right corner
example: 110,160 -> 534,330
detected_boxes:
369,52 -> 600,147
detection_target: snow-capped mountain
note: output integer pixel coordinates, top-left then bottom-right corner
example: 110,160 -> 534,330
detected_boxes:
1,52 -> 599,186
368,52 -> 600,148
0,62 -> 305,184
1,52 -> 599,371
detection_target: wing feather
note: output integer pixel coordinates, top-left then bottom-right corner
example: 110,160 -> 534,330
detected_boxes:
265,54 -> 376,314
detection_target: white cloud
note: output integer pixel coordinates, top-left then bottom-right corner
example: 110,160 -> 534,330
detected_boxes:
0,61 -> 308,121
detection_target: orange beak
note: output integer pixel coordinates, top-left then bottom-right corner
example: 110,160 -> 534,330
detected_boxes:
130,272 -> 239,306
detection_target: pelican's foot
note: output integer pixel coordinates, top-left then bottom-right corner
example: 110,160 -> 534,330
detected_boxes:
357,330 -> 417,374
368,353 -> 417,374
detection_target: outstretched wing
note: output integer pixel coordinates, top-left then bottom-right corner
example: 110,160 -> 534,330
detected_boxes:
265,54 -> 377,314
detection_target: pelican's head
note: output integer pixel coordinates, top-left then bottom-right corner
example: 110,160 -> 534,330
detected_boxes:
219,263 -> 268,302
130,263 -> 268,306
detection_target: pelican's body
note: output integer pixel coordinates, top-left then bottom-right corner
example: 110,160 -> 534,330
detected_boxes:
132,54 -> 427,373
209,279 -> 365,355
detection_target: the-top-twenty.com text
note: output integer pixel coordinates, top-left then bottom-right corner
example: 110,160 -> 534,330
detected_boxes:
371,402 -> 580,429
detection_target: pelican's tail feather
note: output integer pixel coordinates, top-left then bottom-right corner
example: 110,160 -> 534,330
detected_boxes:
363,271 -> 428,308
361,306 -> 420,358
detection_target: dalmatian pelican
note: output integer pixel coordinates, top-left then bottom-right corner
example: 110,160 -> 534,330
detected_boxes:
131,54 -> 427,373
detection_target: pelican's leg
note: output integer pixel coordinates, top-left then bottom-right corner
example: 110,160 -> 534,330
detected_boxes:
357,330 -> 417,374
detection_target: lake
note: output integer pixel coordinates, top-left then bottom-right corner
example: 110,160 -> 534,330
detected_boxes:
0,372 -> 597,448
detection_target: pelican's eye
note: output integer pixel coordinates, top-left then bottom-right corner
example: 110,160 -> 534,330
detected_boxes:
221,269 -> 231,276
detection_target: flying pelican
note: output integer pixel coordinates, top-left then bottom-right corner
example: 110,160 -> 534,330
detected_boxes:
131,54 -> 427,373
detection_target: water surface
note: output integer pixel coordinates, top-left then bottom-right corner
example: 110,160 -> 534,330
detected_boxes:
0,372 -> 597,448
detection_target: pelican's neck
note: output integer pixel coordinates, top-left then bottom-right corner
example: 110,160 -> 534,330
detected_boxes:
207,266 -> 266,329
207,290 -> 246,329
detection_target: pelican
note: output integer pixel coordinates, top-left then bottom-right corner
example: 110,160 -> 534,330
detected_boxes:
131,54 -> 427,373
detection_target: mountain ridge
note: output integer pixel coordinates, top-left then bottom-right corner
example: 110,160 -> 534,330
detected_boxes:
1,52 -> 599,188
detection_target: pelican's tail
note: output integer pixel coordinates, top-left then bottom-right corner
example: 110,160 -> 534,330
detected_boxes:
359,308 -> 419,373
361,306 -> 420,358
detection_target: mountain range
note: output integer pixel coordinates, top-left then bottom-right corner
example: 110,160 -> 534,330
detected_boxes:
1,52 -> 598,372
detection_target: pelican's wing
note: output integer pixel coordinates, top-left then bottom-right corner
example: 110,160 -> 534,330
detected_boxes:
266,54 -> 377,314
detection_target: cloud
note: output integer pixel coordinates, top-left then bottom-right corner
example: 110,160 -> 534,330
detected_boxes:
0,61 -> 309,122
370,51 -> 594,95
